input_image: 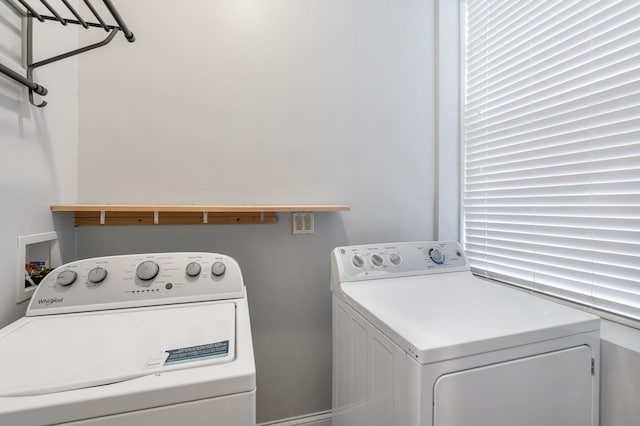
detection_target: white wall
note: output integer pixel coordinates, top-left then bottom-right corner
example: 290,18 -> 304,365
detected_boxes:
435,0 -> 460,241
0,2 -> 77,327
76,0 -> 436,422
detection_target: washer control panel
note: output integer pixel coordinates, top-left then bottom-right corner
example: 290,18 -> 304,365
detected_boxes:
27,252 -> 244,316
332,241 -> 469,283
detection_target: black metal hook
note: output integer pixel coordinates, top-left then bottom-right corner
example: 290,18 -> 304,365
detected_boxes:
28,87 -> 48,108
25,64 -> 47,107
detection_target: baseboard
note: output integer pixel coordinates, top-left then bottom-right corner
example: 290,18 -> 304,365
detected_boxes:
257,410 -> 331,426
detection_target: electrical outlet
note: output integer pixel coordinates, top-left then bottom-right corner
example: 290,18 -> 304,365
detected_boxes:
292,213 -> 314,234
303,213 -> 314,234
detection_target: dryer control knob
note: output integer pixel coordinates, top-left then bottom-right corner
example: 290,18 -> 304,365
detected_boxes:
56,270 -> 77,286
352,254 -> 365,268
211,262 -> 226,277
389,252 -> 402,265
88,267 -> 107,284
371,253 -> 384,267
136,261 -> 159,281
186,262 -> 202,277
429,247 -> 446,265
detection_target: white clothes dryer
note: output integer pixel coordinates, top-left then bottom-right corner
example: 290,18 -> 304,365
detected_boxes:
0,252 -> 255,426
331,241 -> 600,426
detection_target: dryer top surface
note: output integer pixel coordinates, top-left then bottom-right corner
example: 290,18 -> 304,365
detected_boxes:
340,271 -> 599,363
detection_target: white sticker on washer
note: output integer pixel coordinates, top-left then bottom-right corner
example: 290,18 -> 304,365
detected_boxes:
143,351 -> 170,369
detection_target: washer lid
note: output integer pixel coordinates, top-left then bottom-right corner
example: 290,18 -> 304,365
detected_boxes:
0,303 -> 236,397
340,272 -> 599,364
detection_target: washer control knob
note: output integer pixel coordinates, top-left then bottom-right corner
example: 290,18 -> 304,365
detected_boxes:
186,262 -> 202,277
371,253 -> 384,267
351,254 -> 365,268
88,267 -> 107,284
136,261 -> 159,281
56,270 -> 77,286
389,252 -> 402,266
211,262 -> 226,277
429,247 -> 446,265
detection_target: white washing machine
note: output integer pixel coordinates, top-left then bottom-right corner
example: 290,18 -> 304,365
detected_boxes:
0,252 -> 255,426
331,241 -> 600,426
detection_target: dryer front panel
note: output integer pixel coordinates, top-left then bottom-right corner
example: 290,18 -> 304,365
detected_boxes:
433,345 -> 593,426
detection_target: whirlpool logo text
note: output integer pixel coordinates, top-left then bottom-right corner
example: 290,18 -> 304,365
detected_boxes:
38,297 -> 63,306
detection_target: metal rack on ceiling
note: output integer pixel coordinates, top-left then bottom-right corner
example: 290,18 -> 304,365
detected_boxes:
0,0 -> 134,107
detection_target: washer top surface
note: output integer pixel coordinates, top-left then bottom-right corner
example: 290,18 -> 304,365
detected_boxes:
341,272 -> 599,364
0,301 -> 236,397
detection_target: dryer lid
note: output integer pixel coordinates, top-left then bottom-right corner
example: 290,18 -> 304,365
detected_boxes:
0,302 -> 236,396
340,271 -> 599,364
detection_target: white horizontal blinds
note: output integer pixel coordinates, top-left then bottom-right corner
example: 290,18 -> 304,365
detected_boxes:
463,0 -> 640,321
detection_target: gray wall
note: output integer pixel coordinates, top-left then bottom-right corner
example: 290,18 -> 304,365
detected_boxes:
0,1 -> 77,328
76,0 -> 436,422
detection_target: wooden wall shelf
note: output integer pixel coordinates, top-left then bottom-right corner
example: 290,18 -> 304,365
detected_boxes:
51,204 -> 350,226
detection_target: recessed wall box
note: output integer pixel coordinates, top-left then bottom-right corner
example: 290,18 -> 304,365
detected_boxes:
17,232 -> 60,303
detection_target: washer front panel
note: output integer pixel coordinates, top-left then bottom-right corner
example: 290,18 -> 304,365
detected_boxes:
26,253 -> 244,315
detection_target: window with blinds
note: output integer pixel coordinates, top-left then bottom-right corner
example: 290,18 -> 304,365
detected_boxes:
462,0 -> 640,322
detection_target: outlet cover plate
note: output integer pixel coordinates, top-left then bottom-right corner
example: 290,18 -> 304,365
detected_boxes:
292,213 -> 314,235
